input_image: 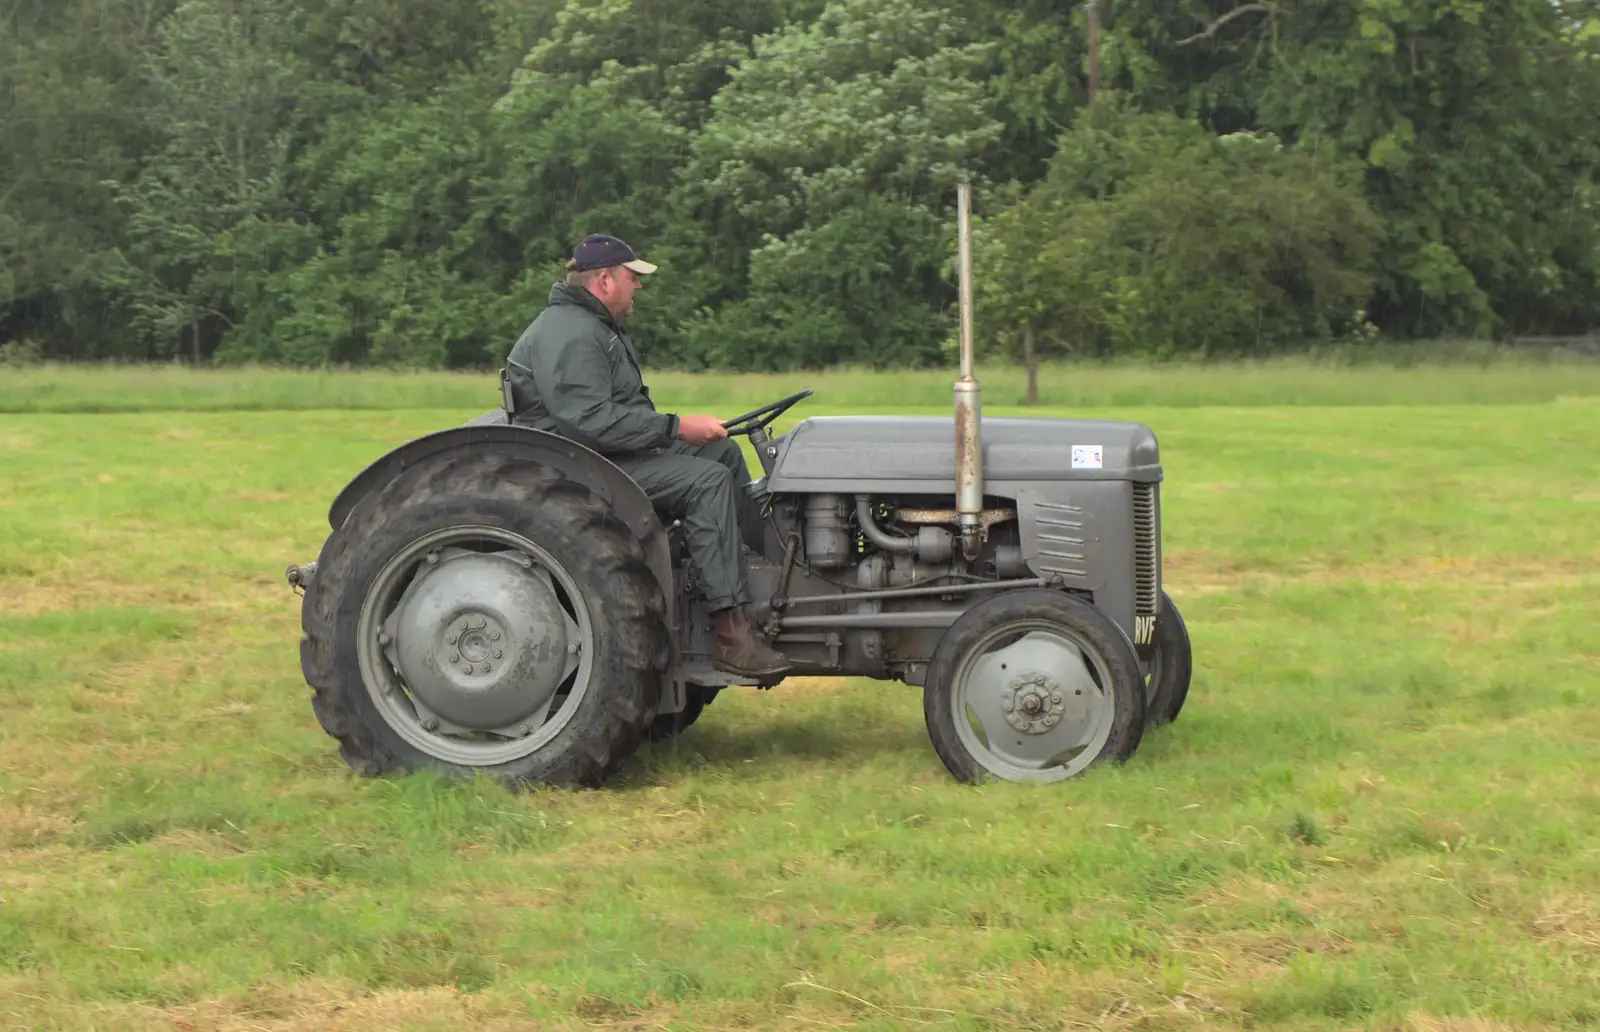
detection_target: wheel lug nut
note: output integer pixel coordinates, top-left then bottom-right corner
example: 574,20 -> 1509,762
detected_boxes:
517,724 -> 531,737
479,663 -> 490,673
490,631 -> 500,641
1052,692 -> 1062,704
493,649 -> 502,659
447,634 -> 457,645
422,717 -> 439,731
475,618 -> 487,630
449,652 -> 460,663
462,663 -> 474,675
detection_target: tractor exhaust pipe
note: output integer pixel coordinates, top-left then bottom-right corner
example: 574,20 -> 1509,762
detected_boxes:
953,182 -> 983,561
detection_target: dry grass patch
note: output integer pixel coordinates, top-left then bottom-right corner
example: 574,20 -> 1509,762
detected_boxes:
0,574 -> 293,617
1529,891 -> 1600,948
927,962 -> 1217,1032
1398,1017 -> 1565,1032
0,578 -> 154,616
36,983 -> 542,1032
0,721 -> 185,805
0,799 -> 75,852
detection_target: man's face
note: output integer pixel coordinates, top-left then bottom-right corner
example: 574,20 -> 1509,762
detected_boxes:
593,266 -> 643,320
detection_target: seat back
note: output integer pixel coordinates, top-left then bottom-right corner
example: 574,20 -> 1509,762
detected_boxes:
498,367 -> 515,419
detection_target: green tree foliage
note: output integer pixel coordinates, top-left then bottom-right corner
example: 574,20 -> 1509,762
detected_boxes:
973,101 -> 1384,373
668,0 -> 1006,369
0,0 -> 178,358
297,0 -> 503,89
1,0 -> 1596,368
99,0 -> 305,362
1100,0 -> 1600,339
507,0 -> 821,126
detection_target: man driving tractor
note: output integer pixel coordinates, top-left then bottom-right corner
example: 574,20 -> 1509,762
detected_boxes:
502,233 -> 791,679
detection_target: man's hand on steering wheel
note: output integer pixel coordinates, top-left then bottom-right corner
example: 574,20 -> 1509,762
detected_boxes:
675,389 -> 813,446
676,413 -> 729,446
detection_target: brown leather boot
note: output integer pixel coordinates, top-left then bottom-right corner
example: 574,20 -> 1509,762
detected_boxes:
712,606 -> 791,677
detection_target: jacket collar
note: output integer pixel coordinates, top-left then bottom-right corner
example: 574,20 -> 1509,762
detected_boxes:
548,282 -> 620,332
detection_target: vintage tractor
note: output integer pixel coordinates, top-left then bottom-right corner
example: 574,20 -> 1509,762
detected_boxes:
285,187 -> 1191,787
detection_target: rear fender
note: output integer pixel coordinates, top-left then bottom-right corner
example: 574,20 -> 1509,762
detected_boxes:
326,419 -> 677,639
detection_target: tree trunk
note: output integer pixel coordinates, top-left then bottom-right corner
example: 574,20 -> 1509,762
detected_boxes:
192,313 -> 202,365
1023,322 -> 1038,406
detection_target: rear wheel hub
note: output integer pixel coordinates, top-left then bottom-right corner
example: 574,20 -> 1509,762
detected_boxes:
386,549 -> 579,731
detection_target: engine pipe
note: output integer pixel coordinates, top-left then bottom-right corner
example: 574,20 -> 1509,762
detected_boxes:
854,495 -> 915,554
777,576 -> 1049,610
778,611 -> 967,631
954,182 -> 984,561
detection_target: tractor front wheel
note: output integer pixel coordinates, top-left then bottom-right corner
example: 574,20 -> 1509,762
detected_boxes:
1144,590 -> 1193,727
923,590 -> 1145,784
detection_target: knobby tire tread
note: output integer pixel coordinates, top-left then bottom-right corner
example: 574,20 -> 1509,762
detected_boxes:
297,451 -> 668,788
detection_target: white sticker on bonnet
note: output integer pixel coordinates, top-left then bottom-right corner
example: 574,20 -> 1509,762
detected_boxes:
1071,445 -> 1103,469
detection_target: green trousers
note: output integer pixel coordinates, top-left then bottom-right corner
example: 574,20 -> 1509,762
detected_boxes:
613,438 -> 765,611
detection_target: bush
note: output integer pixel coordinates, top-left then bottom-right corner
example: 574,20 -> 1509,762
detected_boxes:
972,101 -> 1386,361
0,338 -> 43,368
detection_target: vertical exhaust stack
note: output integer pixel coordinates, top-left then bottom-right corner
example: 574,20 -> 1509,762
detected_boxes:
953,182 -> 984,561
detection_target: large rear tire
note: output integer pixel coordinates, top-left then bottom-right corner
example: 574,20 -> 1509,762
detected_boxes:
297,450 -> 669,788
924,590 -> 1145,784
1144,590 -> 1193,727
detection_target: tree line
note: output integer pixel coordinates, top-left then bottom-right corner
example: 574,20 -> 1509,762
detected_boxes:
3,0 -> 1597,372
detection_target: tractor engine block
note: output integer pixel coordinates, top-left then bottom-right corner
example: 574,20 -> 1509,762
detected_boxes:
794,493 -> 1025,580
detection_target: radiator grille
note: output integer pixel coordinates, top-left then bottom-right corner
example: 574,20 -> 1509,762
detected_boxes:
1133,482 -> 1158,616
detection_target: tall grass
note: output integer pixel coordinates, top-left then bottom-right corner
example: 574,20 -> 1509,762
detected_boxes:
4,349 -> 1599,413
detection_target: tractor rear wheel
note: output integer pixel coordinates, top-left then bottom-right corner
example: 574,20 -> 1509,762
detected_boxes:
1144,590 -> 1193,726
923,590 -> 1145,784
297,450 -> 669,788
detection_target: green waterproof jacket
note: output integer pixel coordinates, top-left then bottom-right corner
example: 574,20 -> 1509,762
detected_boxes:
504,283 -> 680,456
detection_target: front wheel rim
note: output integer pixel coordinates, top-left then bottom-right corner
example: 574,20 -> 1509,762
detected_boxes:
356,525 -> 596,767
951,618 -> 1119,783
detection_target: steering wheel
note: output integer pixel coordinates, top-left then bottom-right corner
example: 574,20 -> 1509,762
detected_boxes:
721,388 -> 814,437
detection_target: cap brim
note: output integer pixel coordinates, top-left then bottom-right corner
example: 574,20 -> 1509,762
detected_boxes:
622,259 -> 657,275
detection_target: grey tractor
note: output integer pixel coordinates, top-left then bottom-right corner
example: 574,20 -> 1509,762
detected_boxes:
284,189 -> 1192,787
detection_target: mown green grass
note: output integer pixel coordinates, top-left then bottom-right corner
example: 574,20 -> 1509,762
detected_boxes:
6,350 -> 1600,413
1,370 -> 1598,1031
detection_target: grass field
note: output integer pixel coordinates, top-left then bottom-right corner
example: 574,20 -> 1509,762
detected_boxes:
7,350 -> 1600,413
1,365 -> 1598,1031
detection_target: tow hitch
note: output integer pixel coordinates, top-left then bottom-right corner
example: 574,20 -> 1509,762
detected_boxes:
286,561 -> 317,595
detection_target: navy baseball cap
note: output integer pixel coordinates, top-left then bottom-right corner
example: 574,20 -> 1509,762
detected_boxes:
571,233 -> 657,274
